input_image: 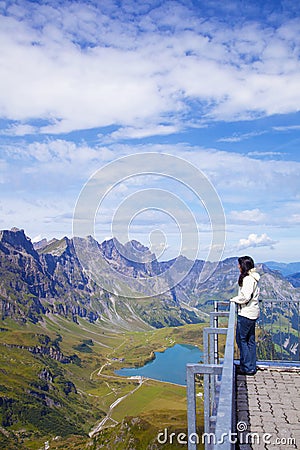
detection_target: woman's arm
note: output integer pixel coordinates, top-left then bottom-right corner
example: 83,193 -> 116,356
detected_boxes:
230,276 -> 256,305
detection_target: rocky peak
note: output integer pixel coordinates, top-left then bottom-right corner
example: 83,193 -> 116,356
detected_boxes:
99,237 -> 122,259
40,236 -> 74,257
0,228 -> 39,259
33,238 -> 48,250
123,240 -> 155,264
33,238 -> 58,251
126,239 -> 149,253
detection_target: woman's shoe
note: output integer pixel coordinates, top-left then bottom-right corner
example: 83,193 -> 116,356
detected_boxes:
237,367 -> 256,376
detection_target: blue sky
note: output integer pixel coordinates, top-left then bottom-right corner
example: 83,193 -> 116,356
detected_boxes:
0,0 -> 300,263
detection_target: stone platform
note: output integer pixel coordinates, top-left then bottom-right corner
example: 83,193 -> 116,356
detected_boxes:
236,366 -> 300,450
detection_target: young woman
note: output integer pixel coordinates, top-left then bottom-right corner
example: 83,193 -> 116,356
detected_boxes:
230,256 -> 260,375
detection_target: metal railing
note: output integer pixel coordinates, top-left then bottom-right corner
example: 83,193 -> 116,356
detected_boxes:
186,301 -> 236,450
258,299 -> 300,361
186,298 -> 300,450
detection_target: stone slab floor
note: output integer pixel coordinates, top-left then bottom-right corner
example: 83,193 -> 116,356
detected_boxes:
236,367 -> 300,450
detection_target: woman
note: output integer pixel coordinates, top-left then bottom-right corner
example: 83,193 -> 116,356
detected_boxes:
230,256 -> 260,375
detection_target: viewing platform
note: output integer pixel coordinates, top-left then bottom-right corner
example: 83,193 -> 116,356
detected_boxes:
186,300 -> 300,450
236,365 -> 300,449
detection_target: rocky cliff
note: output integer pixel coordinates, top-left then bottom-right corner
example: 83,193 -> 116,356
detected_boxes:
0,228 -> 198,328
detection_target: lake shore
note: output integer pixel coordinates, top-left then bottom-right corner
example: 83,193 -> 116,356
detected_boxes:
115,343 -> 203,385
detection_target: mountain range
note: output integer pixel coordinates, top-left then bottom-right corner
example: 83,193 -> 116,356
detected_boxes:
0,227 -> 299,331
264,260 -> 300,276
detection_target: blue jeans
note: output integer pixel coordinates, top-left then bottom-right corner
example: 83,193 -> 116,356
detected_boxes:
236,315 -> 257,373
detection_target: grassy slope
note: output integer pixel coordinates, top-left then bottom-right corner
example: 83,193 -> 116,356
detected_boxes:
0,315 -> 207,450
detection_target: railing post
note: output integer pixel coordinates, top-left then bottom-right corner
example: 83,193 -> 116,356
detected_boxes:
186,365 -> 197,450
214,302 -> 236,450
187,364 -> 223,450
204,373 -> 210,435
214,301 -> 218,365
298,300 -> 300,361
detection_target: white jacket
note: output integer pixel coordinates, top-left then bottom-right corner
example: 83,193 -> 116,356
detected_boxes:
230,268 -> 260,320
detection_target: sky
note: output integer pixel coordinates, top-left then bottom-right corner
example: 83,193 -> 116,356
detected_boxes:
0,0 -> 300,263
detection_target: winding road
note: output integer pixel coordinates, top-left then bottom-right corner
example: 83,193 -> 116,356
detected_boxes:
89,376 -> 145,437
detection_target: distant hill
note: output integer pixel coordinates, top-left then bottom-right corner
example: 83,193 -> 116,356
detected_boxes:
264,260 -> 300,276
286,272 -> 300,288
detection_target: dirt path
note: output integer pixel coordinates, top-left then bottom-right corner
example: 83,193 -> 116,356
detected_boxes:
88,376 -> 145,437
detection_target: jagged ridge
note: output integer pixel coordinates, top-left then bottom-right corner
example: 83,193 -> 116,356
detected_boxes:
0,228 -> 299,334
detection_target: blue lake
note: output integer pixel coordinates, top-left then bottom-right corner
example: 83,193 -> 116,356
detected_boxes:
115,343 -> 202,386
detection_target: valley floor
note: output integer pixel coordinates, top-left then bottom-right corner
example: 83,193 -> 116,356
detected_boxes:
0,315 -> 207,450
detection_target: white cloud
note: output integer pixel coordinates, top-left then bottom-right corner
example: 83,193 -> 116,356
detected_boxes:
273,125 -> 300,132
247,151 -> 285,159
0,124 -> 38,136
218,131 -> 267,143
106,124 -> 180,141
237,233 -> 278,250
229,209 -> 267,223
3,139 -> 300,203
2,140 -> 115,184
1,2 -> 300,134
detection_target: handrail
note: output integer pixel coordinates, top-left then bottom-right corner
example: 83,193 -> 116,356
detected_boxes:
214,301 -> 236,449
186,301 -> 236,450
187,297 -> 300,449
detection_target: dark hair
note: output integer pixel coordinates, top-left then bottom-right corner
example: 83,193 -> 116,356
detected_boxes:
238,255 -> 254,287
